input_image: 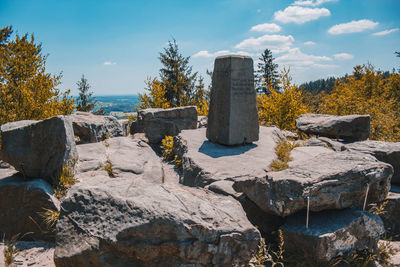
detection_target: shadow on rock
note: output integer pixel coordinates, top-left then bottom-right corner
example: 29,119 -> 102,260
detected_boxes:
198,141 -> 258,158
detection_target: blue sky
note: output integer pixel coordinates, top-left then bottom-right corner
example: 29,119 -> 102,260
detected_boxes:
1,0 -> 399,95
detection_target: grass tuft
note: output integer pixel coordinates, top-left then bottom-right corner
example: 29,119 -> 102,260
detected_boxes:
249,229 -> 285,267
270,139 -> 299,172
161,136 -> 175,161
54,163 -> 77,199
104,161 -> 115,178
38,208 -> 60,232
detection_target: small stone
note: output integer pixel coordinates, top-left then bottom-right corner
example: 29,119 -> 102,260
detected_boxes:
207,55 -> 259,146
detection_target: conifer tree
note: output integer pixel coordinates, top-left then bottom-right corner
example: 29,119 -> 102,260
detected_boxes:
76,75 -> 96,112
140,39 -> 209,115
159,39 -> 197,106
0,26 -> 75,125
255,49 -> 279,94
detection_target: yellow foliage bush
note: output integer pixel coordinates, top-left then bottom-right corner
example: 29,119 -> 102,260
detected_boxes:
258,69 -> 308,131
320,65 -> 400,141
138,78 -> 171,110
0,26 -> 75,125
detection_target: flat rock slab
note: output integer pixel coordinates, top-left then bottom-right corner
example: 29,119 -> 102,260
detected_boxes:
0,170 -> 60,241
75,137 -> 163,183
133,106 -> 198,144
70,111 -> 123,144
174,126 -> 283,187
233,150 -> 392,216
296,113 -> 370,141
281,209 -> 384,262
54,177 -> 260,266
344,140 -> 400,185
0,116 -> 77,185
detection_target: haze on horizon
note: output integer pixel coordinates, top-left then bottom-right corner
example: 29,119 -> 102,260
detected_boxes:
1,0 -> 399,95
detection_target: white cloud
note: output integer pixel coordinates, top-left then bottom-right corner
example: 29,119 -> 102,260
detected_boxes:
274,6 -> 330,24
328,19 -> 379,35
292,0 -> 338,7
192,50 -> 230,58
250,23 -> 281,33
234,34 -> 294,53
372,28 -> 399,36
304,41 -> 316,45
103,61 -> 116,66
333,53 -> 354,60
192,50 -> 253,58
257,9 -> 262,13
276,48 -> 333,68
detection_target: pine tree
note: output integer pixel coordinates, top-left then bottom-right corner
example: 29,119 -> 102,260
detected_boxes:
159,39 -> 197,106
140,39 -> 209,115
255,49 -> 279,94
0,26 -> 75,125
76,75 -> 96,112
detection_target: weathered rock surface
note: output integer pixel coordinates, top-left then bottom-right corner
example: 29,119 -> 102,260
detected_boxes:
75,137 -> 163,183
379,185 -> 400,238
197,115 -> 208,128
0,167 -> 60,241
75,142 -> 107,175
118,119 -> 131,136
54,177 -> 261,266
344,140 -> 400,185
10,241 -> 55,267
70,111 -> 123,144
233,151 -> 392,216
207,55 -> 259,145
174,126 -> 283,187
302,137 -> 328,147
281,209 -> 384,262
0,116 -> 77,185
133,106 -> 198,143
296,113 -> 370,141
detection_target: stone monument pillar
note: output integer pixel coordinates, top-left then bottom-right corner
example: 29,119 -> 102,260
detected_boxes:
206,55 -> 259,146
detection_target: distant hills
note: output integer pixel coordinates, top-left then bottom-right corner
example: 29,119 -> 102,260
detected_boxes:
90,95 -> 139,118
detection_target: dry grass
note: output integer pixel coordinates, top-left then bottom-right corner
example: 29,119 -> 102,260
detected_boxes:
161,136 -> 175,161
38,208 -> 60,232
3,232 -> 32,266
270,139 -> 299,172
104,161 -> 115,178
249,230 -> 285,267
54,164 -> 77,199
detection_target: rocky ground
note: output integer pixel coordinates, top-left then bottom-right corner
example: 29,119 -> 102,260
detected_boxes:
1,110 -> 400,266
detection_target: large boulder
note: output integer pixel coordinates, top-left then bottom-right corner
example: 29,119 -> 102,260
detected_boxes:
54,177 -> 261,266
174,126 -> 283,187
296,113 -> 370,141
344,140 -> 400,185
233,149 -> 393,217
0,166 -> 60,241
70,111 -> 123,144
75,136 -> 164,183
133,106 -> 198,143
378,186 -> 400,238
281,209 -> 384,263
0,116 -> 77,185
